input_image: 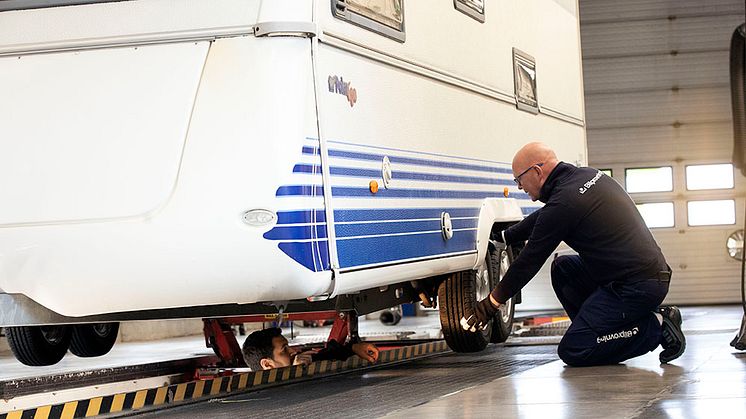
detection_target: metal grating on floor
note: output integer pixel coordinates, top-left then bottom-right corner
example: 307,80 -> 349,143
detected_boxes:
132,345 -> 558,419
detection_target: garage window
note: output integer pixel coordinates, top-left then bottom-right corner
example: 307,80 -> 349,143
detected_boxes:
454,0 -> 485,23
636,202 -> 675,229
600,169 -> 612,177
687,200 -> 736,226
333,0 -> 405,42
686,163 -> 734,190
625,167 -> 673,193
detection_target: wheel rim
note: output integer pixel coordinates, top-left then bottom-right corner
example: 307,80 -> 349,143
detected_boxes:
92,324 -> 112,338
497,249 -> 513,324
475,258 -> 491,301
473,257 -> 492,338
40,326 -> 67,345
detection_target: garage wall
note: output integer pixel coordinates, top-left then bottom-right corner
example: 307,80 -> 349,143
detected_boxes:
580,0 -> 746,304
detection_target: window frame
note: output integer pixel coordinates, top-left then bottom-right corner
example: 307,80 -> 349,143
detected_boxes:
686,199 -> 737,227
684,163 -> 735,191
332,0 -> 406,42
454,0 -> 485,23
512,48 -> 538,114
600,168 -> 613,177
624,166 -> 674,193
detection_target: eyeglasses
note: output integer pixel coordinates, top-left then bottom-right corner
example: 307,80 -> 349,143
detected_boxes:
513,163 -> 544,186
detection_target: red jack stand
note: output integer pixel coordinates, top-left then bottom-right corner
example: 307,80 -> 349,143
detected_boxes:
327,311 -> 359,345
202,319 -> 246,368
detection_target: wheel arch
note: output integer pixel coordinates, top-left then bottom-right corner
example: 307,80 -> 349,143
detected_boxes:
473,198 -> 523,270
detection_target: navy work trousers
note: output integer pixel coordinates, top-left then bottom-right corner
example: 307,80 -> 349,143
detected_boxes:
551,255 -> 668,367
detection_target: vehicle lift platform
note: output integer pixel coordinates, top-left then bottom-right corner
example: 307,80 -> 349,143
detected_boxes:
0,307 -> 570,419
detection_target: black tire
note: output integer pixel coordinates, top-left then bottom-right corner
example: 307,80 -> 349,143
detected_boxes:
5,325 -> 72,366
438,245 -> 515,352
69,323 -> 119,358
438,270 -> 488,352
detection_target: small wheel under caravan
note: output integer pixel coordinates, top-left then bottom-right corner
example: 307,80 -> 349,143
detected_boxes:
438,245 -> 515,352
69,322 -> 120,358
5,325 -> 72,366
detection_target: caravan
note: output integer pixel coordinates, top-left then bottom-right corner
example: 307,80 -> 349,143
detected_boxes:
0,0 -> 585,365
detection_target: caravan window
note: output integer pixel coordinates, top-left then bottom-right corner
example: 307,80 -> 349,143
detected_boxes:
513,49 -> 538,113
454,0 -> 485,23
333,0 -> 405,42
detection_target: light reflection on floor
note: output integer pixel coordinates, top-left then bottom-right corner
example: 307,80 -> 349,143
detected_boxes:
385,306 -> 746,419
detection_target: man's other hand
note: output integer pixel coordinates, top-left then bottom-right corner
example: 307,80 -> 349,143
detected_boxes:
460,296 -> 501,332
292,352 -> 313,366
351,342 -> 379,363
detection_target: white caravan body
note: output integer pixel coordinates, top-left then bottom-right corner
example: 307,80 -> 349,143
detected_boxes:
0,0 -> 585,320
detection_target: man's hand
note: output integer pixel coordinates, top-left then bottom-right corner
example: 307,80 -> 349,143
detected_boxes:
292,352 -> 313,366
351,342 -> 379,363
460,295 -> 501,332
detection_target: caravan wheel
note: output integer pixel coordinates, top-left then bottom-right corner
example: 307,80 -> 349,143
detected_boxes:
489,246 -> 515,343
6,325 -> 71,366
438,245 -> 514,352
69,323 -> 119,358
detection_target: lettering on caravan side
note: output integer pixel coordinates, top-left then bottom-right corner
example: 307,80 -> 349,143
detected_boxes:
328,75 -> 357,107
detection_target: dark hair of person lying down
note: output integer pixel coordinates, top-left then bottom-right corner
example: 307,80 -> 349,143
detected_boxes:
242,327 -> 282,371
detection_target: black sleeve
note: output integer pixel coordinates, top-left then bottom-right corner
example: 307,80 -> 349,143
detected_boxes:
491,202 -> 576,303
504,208 -> 541,244
310,340 -> 355,362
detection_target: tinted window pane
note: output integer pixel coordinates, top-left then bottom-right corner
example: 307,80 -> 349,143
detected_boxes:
346,0 -> 403,30
454,0 -> 485,22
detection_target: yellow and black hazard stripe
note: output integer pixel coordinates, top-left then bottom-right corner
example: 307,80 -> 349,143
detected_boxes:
0,341 -> 448,419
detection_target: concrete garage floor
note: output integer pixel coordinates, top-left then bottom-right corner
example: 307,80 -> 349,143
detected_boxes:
387,305 -> 746,419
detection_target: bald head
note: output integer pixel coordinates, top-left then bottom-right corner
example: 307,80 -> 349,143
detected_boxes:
511,142 -> 560,201
512,142 -> 559,171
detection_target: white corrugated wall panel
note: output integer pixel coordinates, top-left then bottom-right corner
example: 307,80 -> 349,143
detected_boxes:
581,0 -> 744,23
580,0 -> 745,305
582,15 -> 744,58
586,87 -> 732,129
583,51 -> 729,94
588,122 -> 734,165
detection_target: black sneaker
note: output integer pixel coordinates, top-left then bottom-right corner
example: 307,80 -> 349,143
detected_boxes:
658,306 -> 686,363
